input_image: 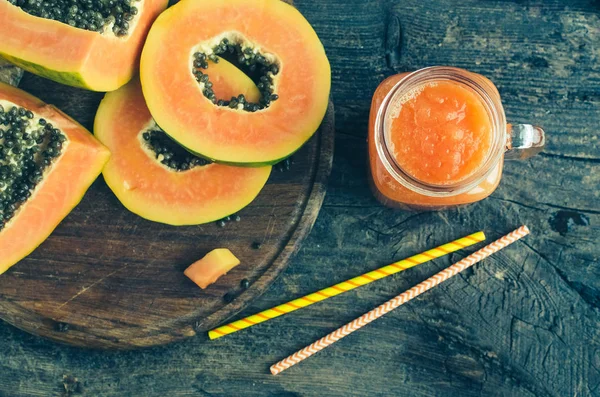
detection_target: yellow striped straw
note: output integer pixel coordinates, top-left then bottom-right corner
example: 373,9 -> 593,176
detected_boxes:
208,231 -> 485,340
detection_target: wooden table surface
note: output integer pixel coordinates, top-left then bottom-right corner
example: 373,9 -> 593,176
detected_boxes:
1,0 -> 599,396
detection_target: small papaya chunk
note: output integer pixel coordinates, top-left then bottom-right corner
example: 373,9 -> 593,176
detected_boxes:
184,249 -> 241,289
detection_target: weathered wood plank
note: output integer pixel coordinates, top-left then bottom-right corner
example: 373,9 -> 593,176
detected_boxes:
0,59 -> 23,86
0,0 -> 599,395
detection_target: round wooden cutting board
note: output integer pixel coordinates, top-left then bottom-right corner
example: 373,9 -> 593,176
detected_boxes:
0,71 -> 334,349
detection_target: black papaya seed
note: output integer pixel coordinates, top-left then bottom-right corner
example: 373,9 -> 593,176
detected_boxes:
0,104 -> 67,231
192,41 -> 281,112
11,0 -> 137,36
141,128 -> 212,172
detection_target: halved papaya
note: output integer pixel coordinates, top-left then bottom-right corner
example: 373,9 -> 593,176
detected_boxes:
140,0 -> 331,165
0,82 -> 110,275
0,0 -> 168,91
94,67 -> 271,226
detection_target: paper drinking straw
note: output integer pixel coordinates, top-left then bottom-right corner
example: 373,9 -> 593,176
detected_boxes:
270,225 -> 530,375
208,231 -> 485,340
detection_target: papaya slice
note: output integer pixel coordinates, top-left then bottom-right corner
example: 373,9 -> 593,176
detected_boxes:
0,82 -> 110,275
0,0 -> 168,91
184,248 -> 241,290
140,0 -> 331,165
94,69 -> 271,226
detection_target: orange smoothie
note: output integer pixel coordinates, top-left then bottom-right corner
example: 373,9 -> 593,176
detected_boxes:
368,71 -> 503,209
387,81 -> 493,185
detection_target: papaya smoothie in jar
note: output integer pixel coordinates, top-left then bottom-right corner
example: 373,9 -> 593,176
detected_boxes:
368,67 -> 545,210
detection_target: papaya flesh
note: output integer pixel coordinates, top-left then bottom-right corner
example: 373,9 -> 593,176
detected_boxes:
94,65 -> 271,226
141,0 -> 331,165
0,82 -> 110,275
203,59 -> 261,107
0,0 -> 168,91
184,248 -> 241,290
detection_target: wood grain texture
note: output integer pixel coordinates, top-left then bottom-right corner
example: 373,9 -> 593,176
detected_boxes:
0,58 -> 23,86
1,0 -> 599,396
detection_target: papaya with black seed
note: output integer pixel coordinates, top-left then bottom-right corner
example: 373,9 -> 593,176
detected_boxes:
140,0 -> 331,165
94,59 -> 271,226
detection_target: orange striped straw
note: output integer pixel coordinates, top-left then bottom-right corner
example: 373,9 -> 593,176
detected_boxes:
208,231 -> 485,340
270,225 -> 530,375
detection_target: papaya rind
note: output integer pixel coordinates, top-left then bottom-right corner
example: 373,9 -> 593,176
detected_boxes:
152,119 -> 298,168
176,133 -> 305,168
0,53 -> 91,90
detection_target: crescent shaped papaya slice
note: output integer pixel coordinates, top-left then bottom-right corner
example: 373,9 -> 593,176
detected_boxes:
140,0 -> 331,165
94,63 -> 271,226
0,0 -> 168,91
0,82 -> 110,275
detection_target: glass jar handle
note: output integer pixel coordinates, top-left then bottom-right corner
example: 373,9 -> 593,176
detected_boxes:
505,124 -> 545,160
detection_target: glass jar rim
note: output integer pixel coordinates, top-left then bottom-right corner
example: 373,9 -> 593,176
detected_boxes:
374,66 -> 507,197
